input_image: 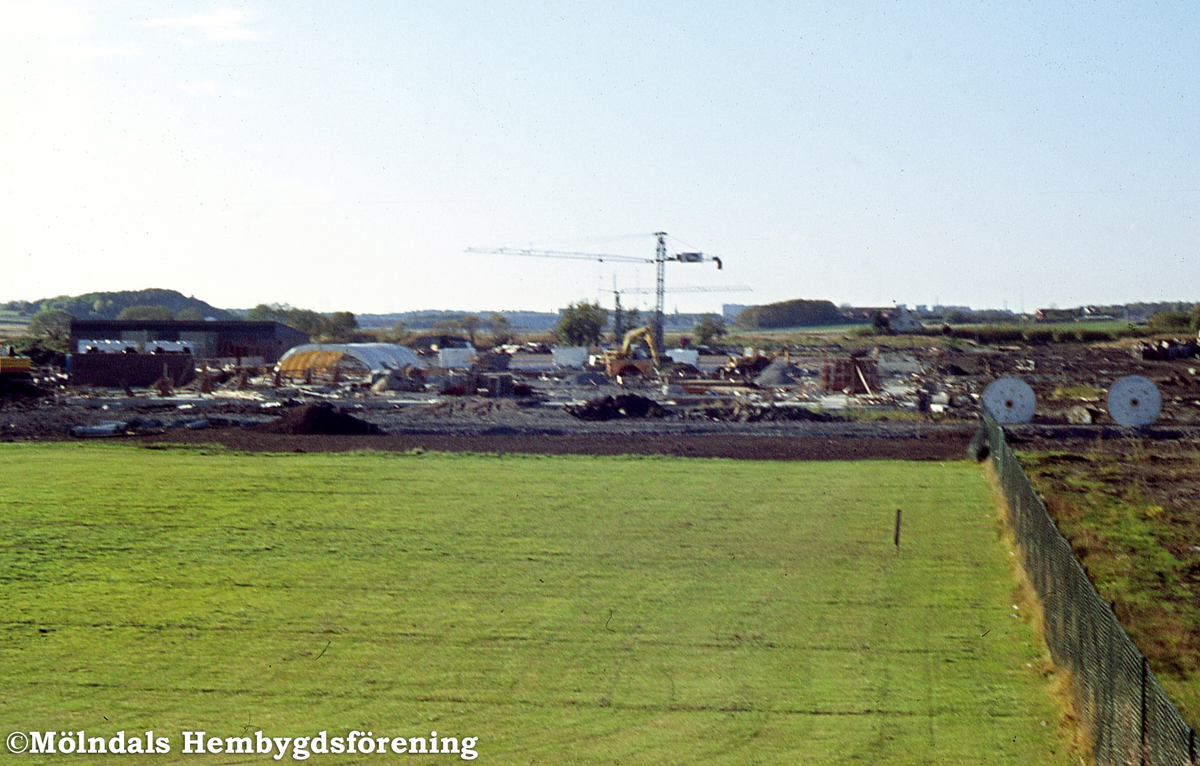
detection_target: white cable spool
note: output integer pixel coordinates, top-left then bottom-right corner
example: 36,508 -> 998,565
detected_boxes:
981,377 -> 1036,423
1106,375 -> 1161,426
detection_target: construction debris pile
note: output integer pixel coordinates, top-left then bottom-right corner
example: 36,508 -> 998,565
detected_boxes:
6,336 -> 1200,440
566,394 -> 665,421
258,402 -> 381,435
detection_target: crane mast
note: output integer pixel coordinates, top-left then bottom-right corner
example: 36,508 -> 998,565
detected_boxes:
654,232 -> 667,357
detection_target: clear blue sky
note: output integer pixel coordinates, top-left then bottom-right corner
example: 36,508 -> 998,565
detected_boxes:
2,1 -> 1197,315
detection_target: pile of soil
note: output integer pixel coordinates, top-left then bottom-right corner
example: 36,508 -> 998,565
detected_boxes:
661,362 -> 701,379
566,371 -> 611,386
425,399 -> 526,417
257,402 -> 381,435
690,402 -> 840,423
0,377 -> 46,403
754,359 -> 802,387
566,394 -> 666,421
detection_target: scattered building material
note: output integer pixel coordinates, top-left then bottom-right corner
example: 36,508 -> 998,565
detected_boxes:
551,346 -> 590,368
370,368 -> 426,393
690,402 -> 839,423
1133,339 -> 1198,361
820,355 -> 879,394
665,349 -> 700,366
438,346 -> 477,369
661,362 -> 702,380
257,402 -> 381,435
69,421 -> 129,438
1065,405 -> 1102,425
720,352 -> 772,381
565,371 -> 611,386
474,352 -> 511,371
754,358 -> 802,387
566,394 -> 666,421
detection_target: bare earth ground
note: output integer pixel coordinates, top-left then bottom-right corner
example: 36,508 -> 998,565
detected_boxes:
7,341 -> 1200,459
0,392 -> 977,459
127,428 -> 975,460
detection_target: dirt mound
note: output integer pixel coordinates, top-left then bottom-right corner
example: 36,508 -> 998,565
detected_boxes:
754,359 -> 802,386
0,376 -> 47,405
691,402 -> 840,423
566,394 -> 666,421
258,402 -> 381,435
425,398 -> 524,416
662,362 -> 701,379
371,372 -> 425,393
566,371 -> 611,386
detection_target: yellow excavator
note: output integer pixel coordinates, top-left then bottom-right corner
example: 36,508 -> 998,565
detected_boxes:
0,347 -> 32,378
604,326 -> 661,380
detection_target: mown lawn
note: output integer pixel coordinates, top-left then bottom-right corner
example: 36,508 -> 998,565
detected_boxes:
0,443 -> 1069,764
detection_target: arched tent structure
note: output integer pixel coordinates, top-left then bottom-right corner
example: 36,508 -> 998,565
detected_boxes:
276,343 -> 424,380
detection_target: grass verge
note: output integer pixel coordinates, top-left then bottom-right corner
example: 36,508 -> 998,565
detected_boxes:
1020,447 -> 1200,726
1,443 -> 1071,764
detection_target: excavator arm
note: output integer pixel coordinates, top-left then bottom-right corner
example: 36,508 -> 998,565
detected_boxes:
620,326 -> 660,365
605,326 -> 661,379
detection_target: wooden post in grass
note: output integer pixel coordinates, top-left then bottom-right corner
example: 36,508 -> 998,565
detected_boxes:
894,509 -> 902,552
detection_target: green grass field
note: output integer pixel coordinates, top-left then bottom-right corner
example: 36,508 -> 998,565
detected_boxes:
0,444 -> 1070,764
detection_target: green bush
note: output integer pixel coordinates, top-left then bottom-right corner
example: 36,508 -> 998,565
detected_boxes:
1022,328 -> 1055,345
556,301 -> 607,346
1077,328 -> 1116,343
1148,310 -> 1191,333
964,325 -> 1024,344
2,337 -> 66,366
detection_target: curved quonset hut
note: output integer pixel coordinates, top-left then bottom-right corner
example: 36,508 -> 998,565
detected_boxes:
276,343 -> 425,380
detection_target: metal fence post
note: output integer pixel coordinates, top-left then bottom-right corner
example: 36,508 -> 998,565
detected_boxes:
1141,654 -> 1149,766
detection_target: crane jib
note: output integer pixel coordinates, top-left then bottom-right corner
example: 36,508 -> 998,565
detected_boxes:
464,247 -> 654,264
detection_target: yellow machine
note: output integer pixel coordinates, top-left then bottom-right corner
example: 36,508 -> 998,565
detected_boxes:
604,327 -> 661,379
0,355 -> 32,376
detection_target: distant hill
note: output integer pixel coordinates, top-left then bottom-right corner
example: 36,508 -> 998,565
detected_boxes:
4,289 -> 236,321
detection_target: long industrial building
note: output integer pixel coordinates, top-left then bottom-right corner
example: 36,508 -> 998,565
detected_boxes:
67,320 -> 310,386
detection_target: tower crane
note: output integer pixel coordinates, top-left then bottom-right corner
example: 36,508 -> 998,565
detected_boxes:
465,232 -> 723,356
612,284 -> 752,343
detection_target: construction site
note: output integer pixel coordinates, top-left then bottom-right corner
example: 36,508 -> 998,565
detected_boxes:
8,233 -> 1199,457
6,323 -> 1200,461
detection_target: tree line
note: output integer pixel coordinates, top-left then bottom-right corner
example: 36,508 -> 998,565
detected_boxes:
554,301 -> 727,347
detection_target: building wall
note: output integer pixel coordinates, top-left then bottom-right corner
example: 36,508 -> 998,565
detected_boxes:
69,353 -> 196,388
69,320 -> 308,364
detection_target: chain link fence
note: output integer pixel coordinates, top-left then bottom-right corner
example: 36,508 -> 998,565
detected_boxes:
979,410 -> 1196,764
